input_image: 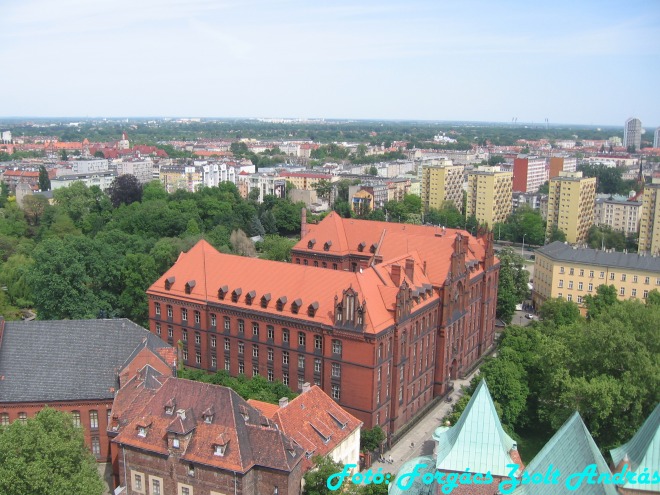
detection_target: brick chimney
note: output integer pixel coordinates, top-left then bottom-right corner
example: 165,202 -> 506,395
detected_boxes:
302,382 -> 311,393
279,397 -> 289,408
405,258 -> 414,281
391,264 -> 402,286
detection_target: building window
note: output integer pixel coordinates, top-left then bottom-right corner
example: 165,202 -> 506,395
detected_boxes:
332,339 -> 342,355
314,335 -> 322,350
268,369 -> 274,381
211,355 -> 217,368
589,270 -> 594,278
252,322 -> 259,336
155,302 -> 161,315
224,338 -> 230,350
211,314 -> 217,327
173,438 -> 180,449
333,263 -> 338,270
168,326 -> 173,338
567,294 -> 572,301
182,329 -> 188,342
645,276 -> 650,284
620,287 -> 625,296
181,308 -> 188,321
0,413 -> 9,426
183,349 -> 188,361
224,317 -> 230,331
569,268 -> 574,275
621,274 -> 627,282
268,348 -> 273,361
568,281 -> 573,289
225,358 -> 231,371
644,290 -> 649,298
134,473 -> 143,492
298,332 -> 306,347
332,385 -> 341,400
181,486 -> 190,495
283,372 -> 289,386
238,361 -> 244,374
298,355 -> 305,369
18,412 -> 27,423
238,319 -> 244,333
156,323 -> 161,336
91,436 -> 101,457
283,351 -> 289,365
588,283 -> 593,292
196,352 -> 201,364
600,272 -> 605,279
579,269 -> 584,276
610,272 -> 615,280
167,305 -> 173,318
298,376 -> 305,390
152,479 -> 161,495
195,333 -> 201,345
194,311 -> 200,324
238,342 -> 244,354
72,411 -> 81,428
332,363 -> 341,377
633,275 -> 638,283
314,358 -> 321,372
558,293 -> 563,298
578,282 -> 583,291
632,288 -> 637,297
558,280 -> 563,288
253,366 -> 259,377
267,325 -> 274,340
283,328 -> 289,343
90,410 -> 99,430
377,368 -> 382,382
252,345 -> 259,358
211,335 -> 216,348
577,296 -> 583,303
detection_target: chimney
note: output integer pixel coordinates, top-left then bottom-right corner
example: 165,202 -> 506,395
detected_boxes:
405,258 -> 414,281
423,260 -> 427,275
391,264 -> 402,286
176,409 -> 186,419
279,397 -> 289,408
301,208 -> 308,238
302,382 -> 311,393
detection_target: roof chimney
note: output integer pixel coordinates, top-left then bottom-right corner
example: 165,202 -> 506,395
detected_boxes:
301,208 -> 308,239
176,409 -> 186,419
279,397 -> 289,408
302,382 -> 311,393
391,264 -> 402,286
405,258 -> 414,281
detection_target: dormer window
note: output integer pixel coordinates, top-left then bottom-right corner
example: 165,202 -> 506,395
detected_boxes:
261,293 -> 271,308
218,285 -> 228,300
188,464 -> 195,477
276,296 -> 287,311
291,299 -> 302,314
324,240 -> 332,251
185,280 -> 196,294
307,302 -> 319,317
164,399 -> 176,415
231,288 -> 242,303
370,243 -> 377,253
358,242 -> 366,252
138,427 -> 147,437
165,406 -> 174,415
239,405 -> 249,422
172,437 -> 180,449
245,290 -> 256,305
214,444 -> 227,456
307,239 -> 316,249
165,276 -> 175,290
202,406 -> 214,424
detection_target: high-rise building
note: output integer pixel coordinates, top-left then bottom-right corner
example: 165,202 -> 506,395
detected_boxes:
420,163 -> 464,212
466,166 -> 513,227
546,171 -> 596,244
624,117 -> 642,151
654,127 -> 660,149
549,155 -> 577,179
512,155 -> 547,193
639,174 -> 660,254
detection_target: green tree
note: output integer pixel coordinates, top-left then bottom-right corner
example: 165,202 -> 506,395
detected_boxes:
646,289 -> 660,306
360,426 -> 385,452
38,166 -> 50,191
142,180 -> 168,202
538,298 -> 582,326
548,225 -> 567,243
583,284 -> 618,320
108,174 -> 143,208
118,253 -> 159,326
0,408 -> 104,495
303,455 -> 347,495
496,248 -> 529,324
313,179 -> 334,204
258,235 -> 296,261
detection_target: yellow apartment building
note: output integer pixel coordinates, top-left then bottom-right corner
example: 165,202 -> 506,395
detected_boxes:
639,176 -> 660,255
466,166 -> 513,227
421,163 -> 464,212
533,241 -> 660,310
546,171 -> 596,244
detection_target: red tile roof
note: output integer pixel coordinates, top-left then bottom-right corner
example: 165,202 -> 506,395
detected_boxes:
147,240 -> 438,335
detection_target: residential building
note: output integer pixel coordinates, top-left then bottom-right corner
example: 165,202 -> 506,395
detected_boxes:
237,172 -> 286,202
66,159 -> 109,174
110,373 -> 304,495
249,384 -> 362,473
1,169 -> 40,192
50,170 -> 118,192
594,197 -> 641,235
655,127 -> 660,149
513,155 -> 547,193
279,171 -> 333,191
351,189 -> 374,215
117,158 -> 155,184
0,318 -> 175,489
639,175 -> 660,254
532,241 -> 660,309
148,215 -> 499,442
0,130 -> 11,144
420,163 -> 464,212
549,155 -> 577,179
466,166 -> 513,227
624,118 -> 642,151
546,171 -> 597,244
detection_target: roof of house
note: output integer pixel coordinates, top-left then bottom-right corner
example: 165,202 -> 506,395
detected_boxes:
515,412 -> 617,495
249,385 -> 362,469
610,402 -> 660,492
537,241 -> 660,272
433,380 -> 519,477
113,377 -> 303,474
292,212 -> 490,286
147,240 -> 439,335
0,318 -> 171,403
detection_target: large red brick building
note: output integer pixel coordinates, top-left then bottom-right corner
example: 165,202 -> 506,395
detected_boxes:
146,214 -> 499,441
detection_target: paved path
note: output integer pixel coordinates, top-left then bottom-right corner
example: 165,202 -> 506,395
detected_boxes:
367,368 -> 481,476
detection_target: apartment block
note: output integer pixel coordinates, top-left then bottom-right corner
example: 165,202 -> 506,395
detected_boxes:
546,171 -> 596,244
466,166 -> 513,227
624,117 -> 642,151
638,175 -> 660,254
533,241 -> 660,310
594,197 -> 641,235
512,155 -> 547,193
549,156 -> 577,179
420,163 -> 464,212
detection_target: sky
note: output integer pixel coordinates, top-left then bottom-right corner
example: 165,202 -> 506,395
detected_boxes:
1,0 -> 659,127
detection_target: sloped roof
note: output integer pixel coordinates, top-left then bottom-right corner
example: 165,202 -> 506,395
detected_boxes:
113,377 -> 303,473
0,319 -> 171,403
610,402 -> 660,492
537,241 -> 660,272
433,380 -> 517,477
293,212 -> 489,286
515,412 -> 617,495
147,240 -> 438,335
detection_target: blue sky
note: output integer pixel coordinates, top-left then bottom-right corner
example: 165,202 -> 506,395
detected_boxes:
1,0 -> 659,126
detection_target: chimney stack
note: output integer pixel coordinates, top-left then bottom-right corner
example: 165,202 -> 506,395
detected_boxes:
302,382 -> 311,393
391,264 -> 402,286
279,397 -> 289,408
405,258 -> 414,281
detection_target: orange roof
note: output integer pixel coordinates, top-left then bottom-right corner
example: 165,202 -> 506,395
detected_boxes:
294,213 -> 488,285
247,399 -> 280,418
148,240 -> 438,335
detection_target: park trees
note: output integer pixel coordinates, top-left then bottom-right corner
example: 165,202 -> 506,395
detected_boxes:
108,174 -> 143,208
495,248 -> 529,324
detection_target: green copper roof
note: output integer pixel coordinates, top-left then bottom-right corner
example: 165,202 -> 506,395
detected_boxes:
389,456 -> 435,495
610,402 -> 660,492
433,379 -> 517,477
515,412 -> 618,495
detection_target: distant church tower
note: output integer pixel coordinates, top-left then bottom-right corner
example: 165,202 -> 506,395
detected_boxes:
118,132 -> 130,150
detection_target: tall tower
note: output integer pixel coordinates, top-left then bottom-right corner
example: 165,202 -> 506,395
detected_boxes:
654,127 -> 660,149
466,166 -> 513,227
546,171 -> 596,244
624,118 -> 642,152
639,174 -> 660,254
421,163 -> 464,212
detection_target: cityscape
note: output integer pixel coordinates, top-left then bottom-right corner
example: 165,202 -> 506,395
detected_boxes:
1,1 -> 659,495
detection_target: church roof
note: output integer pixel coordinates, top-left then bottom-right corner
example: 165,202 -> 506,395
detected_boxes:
433,380 -> 517,477
515,412 -> 617,495
610,402 -> 660,492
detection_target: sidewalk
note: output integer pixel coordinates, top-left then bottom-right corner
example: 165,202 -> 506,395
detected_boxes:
366,368 -> 480,476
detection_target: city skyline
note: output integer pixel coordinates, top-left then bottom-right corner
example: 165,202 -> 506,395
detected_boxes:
1,0 -> 659,126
